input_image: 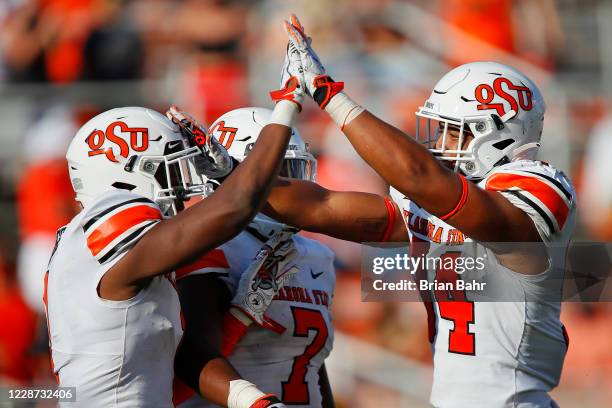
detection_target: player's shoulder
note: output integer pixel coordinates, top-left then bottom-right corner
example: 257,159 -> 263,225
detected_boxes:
292,235 -> 336,291
482,160 -> 575,200
482,160 -> 576,237
81,190 -> 161,226
80,190 -> 163,264
293,235 -> 336,289
215,230 -> 261,266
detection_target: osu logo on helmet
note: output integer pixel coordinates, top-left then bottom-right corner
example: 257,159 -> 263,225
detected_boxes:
86,121 -> 149,163
208,121 -> 238,149
474,77 -> 533,117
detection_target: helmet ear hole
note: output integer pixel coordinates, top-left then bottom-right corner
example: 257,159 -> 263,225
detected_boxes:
492,139 -> 515,150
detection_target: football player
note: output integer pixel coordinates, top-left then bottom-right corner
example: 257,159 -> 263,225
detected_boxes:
43,64 -> 305,408
258,15 -> 575,408
175,107 -> 336,408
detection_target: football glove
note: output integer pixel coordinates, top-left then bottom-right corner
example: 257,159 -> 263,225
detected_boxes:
230,229 -> 299,331
270,36 -> 305,111
166,106 -> 234,179
283,14 -> 344,109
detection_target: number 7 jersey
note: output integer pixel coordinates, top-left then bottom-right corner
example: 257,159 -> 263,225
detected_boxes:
390,160 -> 576,408
176,230 -> 336,408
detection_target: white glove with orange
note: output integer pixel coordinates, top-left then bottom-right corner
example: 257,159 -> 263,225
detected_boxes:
268,26 -> 306,129
282,14 -> 364,128
230,229 -> 298,330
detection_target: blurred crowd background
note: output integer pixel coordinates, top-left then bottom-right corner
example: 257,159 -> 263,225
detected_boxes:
0,0 -> 611,407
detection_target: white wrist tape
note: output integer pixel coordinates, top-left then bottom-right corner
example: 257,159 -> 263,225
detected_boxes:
228,379 -> 267,408
324,92 -> 365,129
269,100 -> 298,128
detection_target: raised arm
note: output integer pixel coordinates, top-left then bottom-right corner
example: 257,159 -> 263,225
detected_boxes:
264,178 -> 407,243
283,15 -> 542,246
337,112 -> 543,244
103,71 -> 305,298
115,116 -> 292,286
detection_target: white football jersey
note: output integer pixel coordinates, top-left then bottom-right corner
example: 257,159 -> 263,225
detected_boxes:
44,190 -> 183,408
176,230 -> 336,408
390,160 -> 575,408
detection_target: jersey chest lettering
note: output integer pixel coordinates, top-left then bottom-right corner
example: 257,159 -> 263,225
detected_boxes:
403,209 -> 466,245
274,286 -> 331,308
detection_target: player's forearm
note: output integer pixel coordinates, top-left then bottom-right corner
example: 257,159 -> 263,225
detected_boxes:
265,180 -> 390,242
179,355 -> 279,408
314,84 -> 442,196
263,178 -> 329,232
214,122 -> 292,228
338,108 -> 463,216
197,357 -> 242,406
342,111 -> 442,194
128,121 -> 292,278
212,98 -> 300,231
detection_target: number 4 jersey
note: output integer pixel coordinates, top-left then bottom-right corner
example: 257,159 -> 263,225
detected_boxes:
176,230 -> 336,408
390,160 -> 576,408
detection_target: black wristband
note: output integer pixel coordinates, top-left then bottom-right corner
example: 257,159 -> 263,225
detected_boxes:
312,75 -> 344,109
313,77 -> 334,107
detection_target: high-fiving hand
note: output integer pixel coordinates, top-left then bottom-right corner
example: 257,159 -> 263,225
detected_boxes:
281,14 -> 364,128
282,14 -> 344,109
269,28 -> 305,111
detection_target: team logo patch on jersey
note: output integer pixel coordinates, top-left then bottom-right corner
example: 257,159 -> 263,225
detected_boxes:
247,292 -> 267,313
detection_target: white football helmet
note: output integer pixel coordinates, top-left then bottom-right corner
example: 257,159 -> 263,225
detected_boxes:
207,107 -> 317,238
416,61 -> 546,180
66,107 -> 210,215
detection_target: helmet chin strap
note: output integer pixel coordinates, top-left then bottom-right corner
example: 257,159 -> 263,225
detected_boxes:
464,141 -> 539,182
511,142 -> 541,160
